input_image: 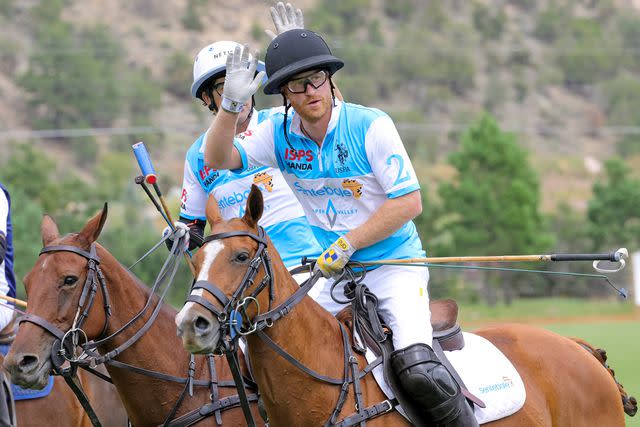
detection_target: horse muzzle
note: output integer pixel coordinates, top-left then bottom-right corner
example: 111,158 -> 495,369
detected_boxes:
175,304 -> 221,354
3,351 -> 51,390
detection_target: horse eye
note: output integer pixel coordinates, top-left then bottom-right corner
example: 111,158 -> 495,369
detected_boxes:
63,275 -> 78,286
235,252 -> 250,263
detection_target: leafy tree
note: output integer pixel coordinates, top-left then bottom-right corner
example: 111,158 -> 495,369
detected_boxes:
617,15 -> 640,71
182,0 -> 204,31
18,2 -> 124,129
534,4 -> 570,42
587,158 -> 640,251
438,113 -> 552,255
309,0 -> 370,35
555,18 -> 622,88
599,76 -> 640,156
436,114 -> 553,303
473,3 -> 506,40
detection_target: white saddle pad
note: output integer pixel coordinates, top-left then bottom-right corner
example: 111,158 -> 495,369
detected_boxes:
365,332 -> 526,424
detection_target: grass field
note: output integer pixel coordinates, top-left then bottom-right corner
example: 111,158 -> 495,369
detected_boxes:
458,298 -> 639,426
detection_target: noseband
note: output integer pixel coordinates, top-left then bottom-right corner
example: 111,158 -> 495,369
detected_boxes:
20,243 -> 112,357
186,227 -> 275,347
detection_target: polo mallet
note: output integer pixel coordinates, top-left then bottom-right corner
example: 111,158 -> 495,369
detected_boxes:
0,294 -> 27,308
362,248 -> 629,273
132,141 -> 196,276
134,175 -> 172,227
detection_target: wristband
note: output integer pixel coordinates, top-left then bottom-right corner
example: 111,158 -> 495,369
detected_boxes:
220,96 -> 244,114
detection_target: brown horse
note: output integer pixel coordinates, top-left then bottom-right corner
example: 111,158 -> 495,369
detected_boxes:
3,207 -> 262,426
176,185 -> 635,426
0,354 -> 127,427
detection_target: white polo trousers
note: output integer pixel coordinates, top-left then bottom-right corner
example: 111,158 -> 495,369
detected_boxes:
311,265 -> 432,350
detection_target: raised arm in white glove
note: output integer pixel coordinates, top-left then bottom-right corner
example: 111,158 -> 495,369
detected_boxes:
220,44 -> 266,114
266,2 -> 304,40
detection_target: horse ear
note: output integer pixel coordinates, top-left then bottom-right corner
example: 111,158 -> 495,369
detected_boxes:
78,203 -> 108,245
41,215 -> 60,247
242,185 -> 263,229
205,194 -> 223,226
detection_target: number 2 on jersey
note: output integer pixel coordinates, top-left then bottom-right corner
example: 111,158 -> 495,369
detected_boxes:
387,154 -> 410,185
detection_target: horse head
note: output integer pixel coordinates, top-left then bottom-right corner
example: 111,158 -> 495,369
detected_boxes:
4,205 -> 110,389
176,184 -> 285,354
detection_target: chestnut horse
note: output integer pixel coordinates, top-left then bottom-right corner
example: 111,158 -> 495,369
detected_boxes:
176,185 -> 635,426
0,354 -> 127,426
3,207 -> 262,426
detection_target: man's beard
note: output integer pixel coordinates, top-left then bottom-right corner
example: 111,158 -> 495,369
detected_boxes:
293,94 -> 332,123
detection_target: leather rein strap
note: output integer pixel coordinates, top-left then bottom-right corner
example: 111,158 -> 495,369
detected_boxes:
17,244 -> 112,427
22,241 -> 253,427
192,229 -> 398,426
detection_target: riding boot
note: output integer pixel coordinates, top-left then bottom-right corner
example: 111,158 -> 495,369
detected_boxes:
390,343 -> 478,427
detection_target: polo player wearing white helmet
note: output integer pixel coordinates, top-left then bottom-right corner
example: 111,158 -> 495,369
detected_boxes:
201,15 -> 478,427
175,3 -> 327,288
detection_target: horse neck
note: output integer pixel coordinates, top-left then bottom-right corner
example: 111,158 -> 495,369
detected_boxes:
94,247 -> 196,404
247,258 -> 346,390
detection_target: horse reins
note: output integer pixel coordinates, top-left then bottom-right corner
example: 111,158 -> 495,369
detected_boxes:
18,243 -> 112,427
190,228 -> 398,426
21,237 -> 260,427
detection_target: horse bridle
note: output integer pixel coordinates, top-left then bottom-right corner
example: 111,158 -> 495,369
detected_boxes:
186,227 -> 277,347
188,230 -> 399,426
19,243 -> 112,359
19,239 -> 263,427
17,242 -> 112,427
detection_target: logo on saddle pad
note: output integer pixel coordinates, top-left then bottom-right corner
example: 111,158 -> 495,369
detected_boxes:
253,172 -> 274,192
341,179 -> 363,199
478,376 -> 514,394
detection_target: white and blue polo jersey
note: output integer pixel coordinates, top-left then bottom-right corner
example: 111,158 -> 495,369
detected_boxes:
0,183 -> 16,331
179,108 -> 323,267
234,101 -> 426,262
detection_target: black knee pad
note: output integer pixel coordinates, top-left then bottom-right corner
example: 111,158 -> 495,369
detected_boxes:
391,343 -> 470,425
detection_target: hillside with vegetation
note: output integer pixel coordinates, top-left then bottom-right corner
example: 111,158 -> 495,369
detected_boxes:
1,0 -> 639,304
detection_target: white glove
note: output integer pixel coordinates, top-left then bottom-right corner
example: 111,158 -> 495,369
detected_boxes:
162,222 -> 190,251
266,2 -> 304,40
220,44 -> 266,114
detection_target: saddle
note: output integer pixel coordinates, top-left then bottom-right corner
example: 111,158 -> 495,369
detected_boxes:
336,299 -> 464,353
337,296 -> 484,425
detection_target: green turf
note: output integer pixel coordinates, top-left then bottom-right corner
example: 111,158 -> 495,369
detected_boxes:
541,321 -> 639,426
458,297 -> 635,324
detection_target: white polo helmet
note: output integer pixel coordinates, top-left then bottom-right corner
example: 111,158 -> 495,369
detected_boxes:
191,41 -> 266,99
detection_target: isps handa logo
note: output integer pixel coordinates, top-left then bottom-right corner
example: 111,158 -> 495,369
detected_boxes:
341,179 -> 363,199
284,148 -> 314,171
252,172 -> 274,192
199,164 -> 220,187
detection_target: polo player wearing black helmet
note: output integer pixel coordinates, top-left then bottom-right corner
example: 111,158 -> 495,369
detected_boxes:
203,25 -> 478,427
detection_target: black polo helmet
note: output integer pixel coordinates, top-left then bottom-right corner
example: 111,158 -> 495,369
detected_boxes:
263,29 -> 344,95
